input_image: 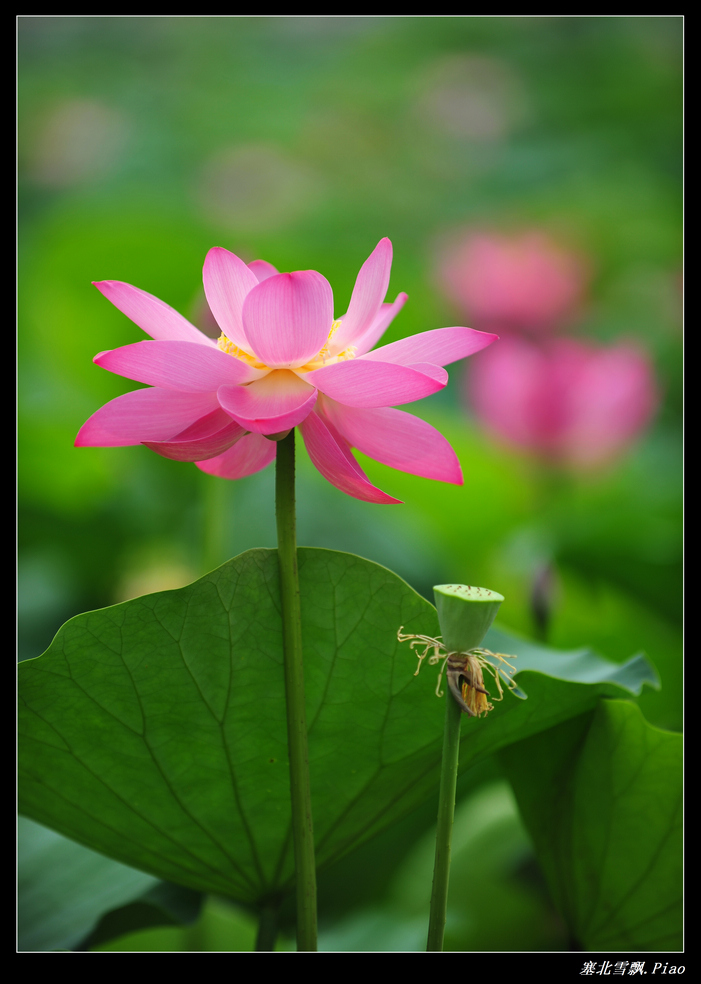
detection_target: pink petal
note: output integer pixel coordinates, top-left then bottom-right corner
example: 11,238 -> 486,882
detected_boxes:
169,407 -> 236,441
353,293 -> 408,356
406,363 -> 449,386
242,271 -> 333,368
196,432 -> 277,479
304,359 -> 445,407
217,369 -> 317,434
95,340 -> 265,391
331,239 -> 393,353
362,326 -> 497,367
248,259 -> 279,283
143,409 -> 247,461
93,281 -> 213,345
299,410 -> 402,504
203,247 -> 259,350
75,389 -> 220,446
320,398 -> 463,484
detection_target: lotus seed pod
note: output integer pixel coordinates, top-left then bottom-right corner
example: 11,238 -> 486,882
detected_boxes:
433,584 -> 504,653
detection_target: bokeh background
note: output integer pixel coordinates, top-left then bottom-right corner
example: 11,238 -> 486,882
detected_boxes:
18,16 -> 682,950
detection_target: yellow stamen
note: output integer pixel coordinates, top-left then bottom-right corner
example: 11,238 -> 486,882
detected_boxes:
295,320 -> 357,372
217,335 -> 269,370
217,319 -> 357,374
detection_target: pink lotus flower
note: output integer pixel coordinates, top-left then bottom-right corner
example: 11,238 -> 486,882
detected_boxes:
437,230 -> 588,333
467,336 -> 658,470
77,239 -> 497,503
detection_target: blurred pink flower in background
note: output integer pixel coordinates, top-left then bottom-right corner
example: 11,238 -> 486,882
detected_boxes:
467,337 -> 658,470
437,229 -> 588,333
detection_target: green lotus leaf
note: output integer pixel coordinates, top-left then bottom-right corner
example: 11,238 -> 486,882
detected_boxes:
500,700 -> 682,951
19,549 -> 657,906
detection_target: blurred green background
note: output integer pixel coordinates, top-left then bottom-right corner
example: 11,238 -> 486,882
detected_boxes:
18,16 -> 682,951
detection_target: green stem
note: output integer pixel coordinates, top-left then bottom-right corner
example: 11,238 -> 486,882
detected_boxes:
255,902 -> 280,951
275,430 -> 318,952
426,690 -> 462,951
201,469 -> 229,574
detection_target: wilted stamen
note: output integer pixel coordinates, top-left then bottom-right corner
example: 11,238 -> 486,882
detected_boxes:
398,628 -> 517,718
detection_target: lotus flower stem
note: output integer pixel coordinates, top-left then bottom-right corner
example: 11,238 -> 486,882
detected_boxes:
425,584 -> 506,951
202,472 -> 228,574
255,902 -> 280,952
275,429 -> 317,952
426,685 -> 462,951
